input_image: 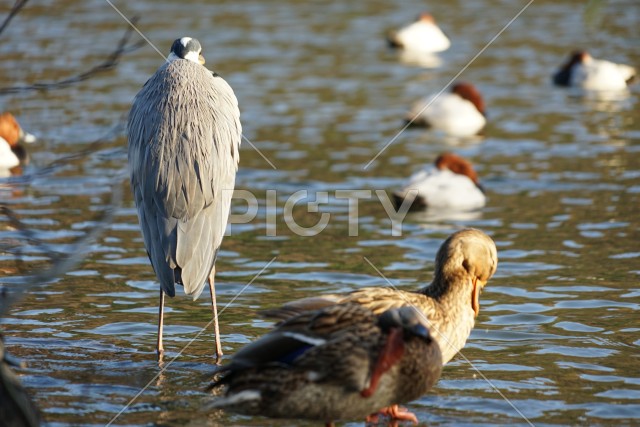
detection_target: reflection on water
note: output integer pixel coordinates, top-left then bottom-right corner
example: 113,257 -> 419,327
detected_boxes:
1,0 -> 639,426
397,50 -> 445,69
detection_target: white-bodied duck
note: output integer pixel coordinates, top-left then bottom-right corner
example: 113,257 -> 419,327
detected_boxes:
393,152 -> 486,212
387,12 -> 451,53
406,82 -> 486,137
553,51 -> 636,91
0,113 -> 36,177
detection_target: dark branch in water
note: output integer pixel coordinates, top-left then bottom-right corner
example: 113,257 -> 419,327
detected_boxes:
0,15 -> 145,95
0,176 -> 123,316
5,115 -> 128,185
0,115 -> 125,425
0,0 -> 29,37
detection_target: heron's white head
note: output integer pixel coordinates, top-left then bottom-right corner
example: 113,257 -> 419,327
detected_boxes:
168,37 -> 205,65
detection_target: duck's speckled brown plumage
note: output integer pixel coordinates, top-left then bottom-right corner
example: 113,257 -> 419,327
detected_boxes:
0,335 -> 40,427
209,304 -> 442,422
266,228 -> 498,365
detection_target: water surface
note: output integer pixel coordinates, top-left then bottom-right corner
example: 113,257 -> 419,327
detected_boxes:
1,0 -> 639,426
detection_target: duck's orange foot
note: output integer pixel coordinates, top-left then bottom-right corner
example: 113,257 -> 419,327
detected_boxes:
365,404 -> 418,426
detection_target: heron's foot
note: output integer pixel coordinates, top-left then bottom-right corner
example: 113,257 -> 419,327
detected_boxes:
214,350 -> 223,366
365,405 -> 418,426
157,348 -> 164,363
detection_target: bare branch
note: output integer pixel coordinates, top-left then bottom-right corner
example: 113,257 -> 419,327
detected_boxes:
0,15 -> 144,95
0,116 -> 128,315
0,0 -> 29,37
0,178 -> 123,316
4,115 -> 127,186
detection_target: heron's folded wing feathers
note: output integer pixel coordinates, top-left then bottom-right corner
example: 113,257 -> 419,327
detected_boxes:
127,60 -> 241,294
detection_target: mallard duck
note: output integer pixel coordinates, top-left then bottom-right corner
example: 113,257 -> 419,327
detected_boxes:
406,82 -> 486,137
0,334 -> 41,427
0,113 -> 36,177
265,228 -> 498,365
208,304 -> 442,425
387,13 -> 451,53
553,51 -> 636,91
392,152 -> 486,212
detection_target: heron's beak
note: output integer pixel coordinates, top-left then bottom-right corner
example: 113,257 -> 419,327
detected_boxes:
471,277 -> 482,317
19,130 -> 36,144
199,54 -> 206,65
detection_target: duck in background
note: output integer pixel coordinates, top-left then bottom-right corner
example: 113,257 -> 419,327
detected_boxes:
553,51 -> 636,91
392,152 -> 486,212
387,12 -> 450,53
405,82 -> 486,137
208,304 -> 442,426
0,113 -> 37,178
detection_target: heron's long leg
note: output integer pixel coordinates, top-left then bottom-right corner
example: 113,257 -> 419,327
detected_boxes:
209,268 -> 223,364
157,289 -> 165,362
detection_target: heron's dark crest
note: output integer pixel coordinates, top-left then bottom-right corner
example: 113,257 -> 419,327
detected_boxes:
169,37 -> 202,60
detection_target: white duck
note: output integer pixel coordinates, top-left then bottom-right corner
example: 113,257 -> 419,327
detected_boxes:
406,82 -> 486,137
393,152 -> 486,212
553,51 -> 636,91
0,113 -> 36,177
387,13 -> 451,53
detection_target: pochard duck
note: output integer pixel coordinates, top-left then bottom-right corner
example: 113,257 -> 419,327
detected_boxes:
553,51 -> 636,91
0,113 -> 36,177
393,152 -> 486,212
387,12 -> 451,53
406,82 -> 486,137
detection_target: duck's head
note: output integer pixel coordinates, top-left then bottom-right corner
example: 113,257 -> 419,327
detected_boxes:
0,113 -> 36,147
417,12 -> 436,24
553,51 -> 591,86
451,82 -> 485,116
0,113 -> 36,167
168,37 -> 205,65
567,50 -> 591,66
435,152 -> 482,189
432,229 -> 498,317
378,306 -> 432,341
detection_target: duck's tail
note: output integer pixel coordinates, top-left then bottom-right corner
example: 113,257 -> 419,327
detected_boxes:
392,190 -> 426,212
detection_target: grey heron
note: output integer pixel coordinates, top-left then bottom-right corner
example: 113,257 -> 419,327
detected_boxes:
127,37 -> 241,362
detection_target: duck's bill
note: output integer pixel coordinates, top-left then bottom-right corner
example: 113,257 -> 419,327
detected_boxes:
199,54 -> 206,65
472,278 -> 482,317
20,131 -> 36,144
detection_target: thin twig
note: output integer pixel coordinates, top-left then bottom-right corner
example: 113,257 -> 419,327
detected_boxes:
0,15 -> 145,95
0,179 -> 124,316
3,115 -> 127,186
0,0 -> 29,37
0,117 -> 128,315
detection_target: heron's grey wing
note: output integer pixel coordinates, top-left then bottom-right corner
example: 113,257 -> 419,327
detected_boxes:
128,95 -> 178,296
128,60 -> 241,298
172,70 -> 241,297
